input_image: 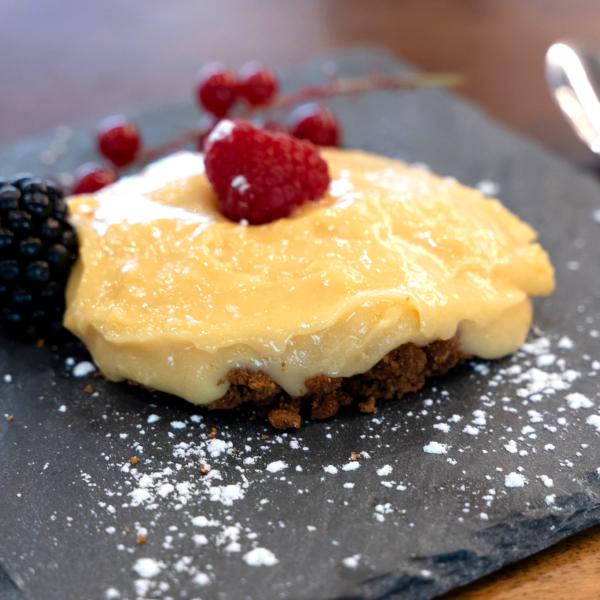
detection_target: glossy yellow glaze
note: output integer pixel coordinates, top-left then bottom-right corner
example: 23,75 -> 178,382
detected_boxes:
65,150 -> 554,404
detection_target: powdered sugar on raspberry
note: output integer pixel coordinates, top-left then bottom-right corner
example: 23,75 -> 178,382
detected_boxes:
231,175 -> 250,194
207,119 -> 235,143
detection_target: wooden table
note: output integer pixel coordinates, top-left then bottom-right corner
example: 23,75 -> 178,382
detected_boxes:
1,1 -> 599,597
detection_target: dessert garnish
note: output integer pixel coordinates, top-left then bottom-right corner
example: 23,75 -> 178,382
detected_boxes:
0,177 -> 78,335
0,62 -> 461,342
72,162 -> 117,194
96,115 -> 142,167
56,64 -> 462,195
204,119 -> 330,224
290,104 -> 340,147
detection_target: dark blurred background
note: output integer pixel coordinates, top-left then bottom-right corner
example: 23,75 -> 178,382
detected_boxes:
0,0 -> 598,162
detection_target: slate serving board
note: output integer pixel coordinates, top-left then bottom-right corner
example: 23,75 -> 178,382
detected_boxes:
1,49 -> 600,600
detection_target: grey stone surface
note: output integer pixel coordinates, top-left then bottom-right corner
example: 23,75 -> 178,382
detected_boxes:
1,49 -> 599,600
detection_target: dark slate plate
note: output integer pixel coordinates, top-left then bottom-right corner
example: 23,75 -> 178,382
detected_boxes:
1,49 -> 600,600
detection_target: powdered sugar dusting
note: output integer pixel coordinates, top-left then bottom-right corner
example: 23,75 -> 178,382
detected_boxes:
242,547 -> 278,567
266,460 -> 288,473
231,175 -> 250,194
342,554 -> 361,569
72,360 -> 96,378
133,558 -> 162,578
423,441 -> 448,455
586,414 -> 600,432
505,472 -> 526,488
476,179 -> 500,197
10,328 -> 597,598
207,119 -> 234,143
566,392 -> 593,410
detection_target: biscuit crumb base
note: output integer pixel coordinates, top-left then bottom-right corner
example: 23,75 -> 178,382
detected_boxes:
209,338 -> 465,429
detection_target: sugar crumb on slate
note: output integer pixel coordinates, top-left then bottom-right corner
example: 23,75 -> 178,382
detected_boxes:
376,465 -> 393,477
423,441 -> 448,454
505,472 -> 526,488
566,392 -> 593,410
342,554 -> 361,569
242,547 -> 278,566
133,557 -> 162,578
585,414 -> 600,431
72,360 -> 96,378
342,461 -> 360,471
266,460 -> 288,473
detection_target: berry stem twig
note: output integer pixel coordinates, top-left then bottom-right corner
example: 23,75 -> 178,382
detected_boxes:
267,72 -> 465,111
135,71 -> 464,169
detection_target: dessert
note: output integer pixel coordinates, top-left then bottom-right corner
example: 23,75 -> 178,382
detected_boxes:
64,132 -> 555,427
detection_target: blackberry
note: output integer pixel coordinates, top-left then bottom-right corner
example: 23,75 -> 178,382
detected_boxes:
0,176 -> 78,336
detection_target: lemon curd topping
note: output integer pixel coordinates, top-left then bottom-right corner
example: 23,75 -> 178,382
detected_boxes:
64,150 -> 555,405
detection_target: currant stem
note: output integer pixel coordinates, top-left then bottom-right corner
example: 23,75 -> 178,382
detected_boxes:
133,72 -> 464,170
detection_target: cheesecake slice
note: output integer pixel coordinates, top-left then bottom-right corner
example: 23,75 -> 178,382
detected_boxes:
65,149 -> 554,427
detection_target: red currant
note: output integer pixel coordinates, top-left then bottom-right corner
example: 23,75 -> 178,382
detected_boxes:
97,116 -> 142,167
72,163 -> 117,194
290,104 -> 341,147
195,63 -> 238,118
237,62 -> 278,107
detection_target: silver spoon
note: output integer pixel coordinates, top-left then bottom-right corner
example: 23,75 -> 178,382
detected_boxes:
546,41 -> 600,154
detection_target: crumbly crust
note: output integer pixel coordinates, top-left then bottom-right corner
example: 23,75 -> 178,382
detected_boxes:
208,337 -> 465,428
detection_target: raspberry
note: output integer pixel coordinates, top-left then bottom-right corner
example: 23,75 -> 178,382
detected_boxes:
195,63 -> 238,118
72,163 -> 117,194
290,104 -> 341,147
237,62 -> 278,106
97,116 -> 142,167
204,119 -> 330,225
